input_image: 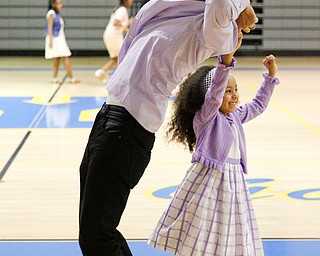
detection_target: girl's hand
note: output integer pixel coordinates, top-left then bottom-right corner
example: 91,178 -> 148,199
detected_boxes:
234,30 -> 243,53
128,16 -> 134,26
222,31 -> 243,66
263,55 -> 277,77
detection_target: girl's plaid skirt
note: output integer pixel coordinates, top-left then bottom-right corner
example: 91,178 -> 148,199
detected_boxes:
148,161 -> 264,256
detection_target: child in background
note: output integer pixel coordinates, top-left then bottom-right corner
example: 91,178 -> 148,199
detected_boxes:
95,0 -> 134,83
45,0 -> 79,84
148,52 -> 279,256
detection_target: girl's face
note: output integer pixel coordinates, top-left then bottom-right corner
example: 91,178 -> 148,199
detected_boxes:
53,0 -> 63,11
125,0 -> 134,7
219,75 -> 239,116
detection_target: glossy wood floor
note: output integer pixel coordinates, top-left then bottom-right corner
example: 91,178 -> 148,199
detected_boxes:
0,56 -> 319,241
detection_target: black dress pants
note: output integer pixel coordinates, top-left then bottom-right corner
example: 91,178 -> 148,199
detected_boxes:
79,103 -> 155,256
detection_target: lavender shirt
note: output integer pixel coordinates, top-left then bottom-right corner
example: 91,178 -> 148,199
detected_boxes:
192,58 -> 280,174
107,0 -> 250,132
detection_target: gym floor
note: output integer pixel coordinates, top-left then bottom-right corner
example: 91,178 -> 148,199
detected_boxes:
0,56 -> 319,255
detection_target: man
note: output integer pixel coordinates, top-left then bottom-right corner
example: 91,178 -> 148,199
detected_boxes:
79,0 -> 258,255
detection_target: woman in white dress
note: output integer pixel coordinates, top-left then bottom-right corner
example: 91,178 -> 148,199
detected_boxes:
95,0 -> 134,83
45,0 -> 79,83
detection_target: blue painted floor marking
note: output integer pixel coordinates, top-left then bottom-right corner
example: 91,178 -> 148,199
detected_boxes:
0,240 -> 319,256
0,97 -> 105,128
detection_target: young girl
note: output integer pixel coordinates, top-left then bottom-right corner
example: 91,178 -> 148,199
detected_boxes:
45,0 -> 79,83
148,52 -> 279,256
95,0 -> 133,83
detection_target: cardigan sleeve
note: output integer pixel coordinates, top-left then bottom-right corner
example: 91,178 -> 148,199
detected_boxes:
195,56 -> 236,124
236,73 -> 280,124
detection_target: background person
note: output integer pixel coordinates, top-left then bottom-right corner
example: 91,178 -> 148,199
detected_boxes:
45,0 -> 80,83
95,0 -> 134,83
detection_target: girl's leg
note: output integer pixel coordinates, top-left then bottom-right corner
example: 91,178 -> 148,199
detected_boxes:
62,57 -> 80,83
101,57 -> 118,72
95,57 -> 118,82
62,56 -> 73,78
52,57 -> 60,82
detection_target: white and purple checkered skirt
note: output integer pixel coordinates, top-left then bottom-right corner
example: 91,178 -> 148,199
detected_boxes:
148,161 -> 264,256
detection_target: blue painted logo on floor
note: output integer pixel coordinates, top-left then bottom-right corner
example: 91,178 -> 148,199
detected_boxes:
0,96 -> 106,128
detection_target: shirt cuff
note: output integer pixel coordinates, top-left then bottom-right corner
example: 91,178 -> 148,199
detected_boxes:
217,55 -> 237,70
263,72 -> 280,85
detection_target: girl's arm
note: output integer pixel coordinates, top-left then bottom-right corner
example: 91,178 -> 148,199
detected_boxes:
196,56 -> 235,124
113,6 -> 131,32
222,31 -> 243,66
113,19 -> 124,27
47,14 -> 54,48
264,54 -> 277,78
196,32 -> 242,123
236,55 -> 279,123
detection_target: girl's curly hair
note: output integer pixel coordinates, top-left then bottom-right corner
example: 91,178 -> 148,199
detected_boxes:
166,65 -> 215,152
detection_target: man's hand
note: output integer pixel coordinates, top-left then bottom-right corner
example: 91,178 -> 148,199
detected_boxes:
236,5 -> 258,34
